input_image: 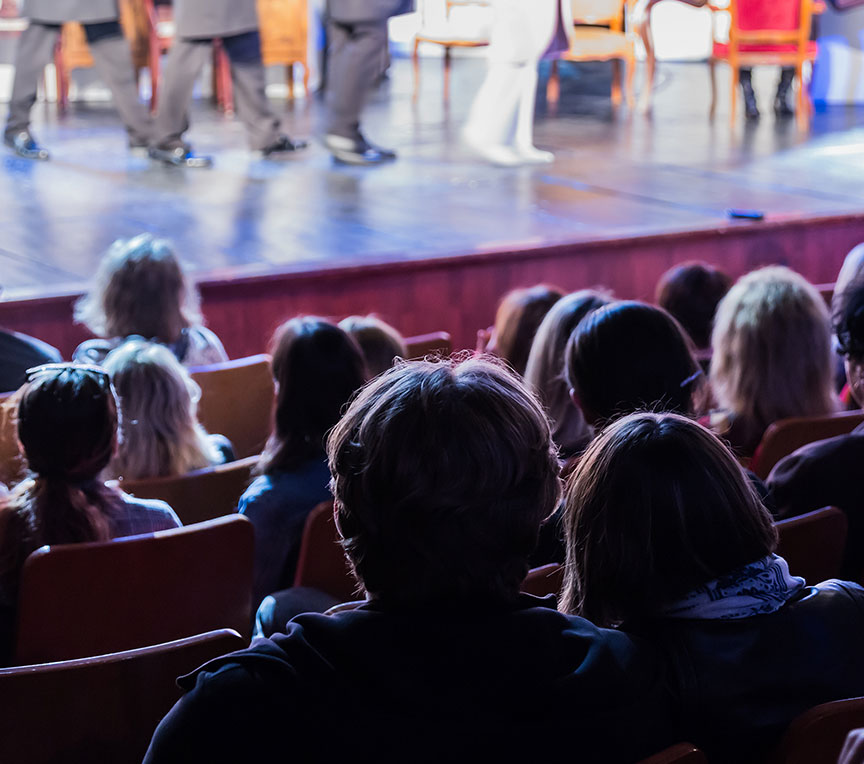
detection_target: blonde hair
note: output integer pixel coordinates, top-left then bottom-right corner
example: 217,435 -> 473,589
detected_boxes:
104,341 -> 220,480
710,266 -> 836,452
74,234 -> 202,343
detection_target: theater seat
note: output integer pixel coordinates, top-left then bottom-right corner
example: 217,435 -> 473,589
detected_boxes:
775,507 -> 848,585
14,515 -> 254,664
0,629 -> 245,764
403,331 -> 453,360
522,563 -> 564,599
638,743 -> 708,764
768,696 -> 864,764
293,501 -> 358,603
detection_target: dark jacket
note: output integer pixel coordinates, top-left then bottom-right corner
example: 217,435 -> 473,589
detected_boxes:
144,596 -> 676,764
767,423 -> 864,577
631,580 -> 864,764
0,330 -> 61,394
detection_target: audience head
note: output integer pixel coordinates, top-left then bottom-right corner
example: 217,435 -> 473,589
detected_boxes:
103,340 -> 219,480
261,317 -> 367,474
328,357 -> 561,608
833,243 -> 864,315
524,290 -> 613,451
655,261 -> 732,350
13,364 -> 119,545
560,412 -> 777,627
710,266 -> 835,450
487,285 -> 564,375
834,281 -> 864,409
74,234 -> 202,344
338,315 -> 407,378
565,301 -> 704,427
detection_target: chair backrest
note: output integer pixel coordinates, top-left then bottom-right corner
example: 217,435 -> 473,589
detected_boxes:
768,696 -> 864,764
733,0 -> 804,32
189,355 -> 274,459
0,629 -> 244,764
751,410 -> 864,480
638,743 -> 708,764
15,515 -> 254,664
521,563 -> 565,598
403,331 -> 453,359
814,282 -> 835,307
571,0 -> 627,27
119,455 -> 258,525
293,501 -> 358,603
776,507 -> 848,584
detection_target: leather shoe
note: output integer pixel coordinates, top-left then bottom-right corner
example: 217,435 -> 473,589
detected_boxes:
4,130 -> 49,161
324,134 -> 397,166
149,144 -> 213,169
261,135 -> 308,157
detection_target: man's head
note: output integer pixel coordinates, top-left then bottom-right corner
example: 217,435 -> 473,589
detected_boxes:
327,356 -> 561,608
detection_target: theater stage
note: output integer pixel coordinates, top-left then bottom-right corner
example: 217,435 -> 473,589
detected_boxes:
0,57 -> 863,358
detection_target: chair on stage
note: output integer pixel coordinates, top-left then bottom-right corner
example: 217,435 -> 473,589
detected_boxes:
189,354 -> 275,459
413,0 -> 492,103
767,696 -> 864,764
258,0 -> 311,99
293,501 -> 358,603
547,0 -> 638,110
403,331 -> 453,359
775,507 -> 848,585
638,743 -> 708,764
0,629 -> 245,764
119,455 -> 259,526
706,0 -> 819,129
14,515 -> 254,665
750,409 -> 864,480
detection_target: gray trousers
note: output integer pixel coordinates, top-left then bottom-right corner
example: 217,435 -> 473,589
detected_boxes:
326,17 -> 389,139
153,32 -> 281,151
5,21 -> 151,143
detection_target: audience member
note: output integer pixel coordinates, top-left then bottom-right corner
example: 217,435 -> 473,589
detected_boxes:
710,266 -> 836,457
768,280 -> 864,577
655,261 -> 731,360
483,284 -> 563,375
73,234 -> 228,367
561,411 -> 864,764
523,290 -> 612,461
238,317 -> 367,613
145,357 -> 675,764
0,283 -> 61,392
565,301 -> 705,430
0,364 -> 180,664
834,242 -> 864,316
338,315 -> 407,377
103,341 -> 234,481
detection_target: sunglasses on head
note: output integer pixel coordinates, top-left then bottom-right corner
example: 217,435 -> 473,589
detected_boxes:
25,363 -> 110,384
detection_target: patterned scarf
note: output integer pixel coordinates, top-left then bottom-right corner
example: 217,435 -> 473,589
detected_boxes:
658,555 -> 806,620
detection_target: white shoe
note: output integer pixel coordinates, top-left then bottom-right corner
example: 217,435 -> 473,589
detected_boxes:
463,129 -> 523,167
515,145 -> 554,164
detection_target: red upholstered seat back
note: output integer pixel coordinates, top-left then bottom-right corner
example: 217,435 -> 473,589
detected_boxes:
736,0 -> 801,31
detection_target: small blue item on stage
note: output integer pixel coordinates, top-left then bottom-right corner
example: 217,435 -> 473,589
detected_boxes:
726,208 -> 765,221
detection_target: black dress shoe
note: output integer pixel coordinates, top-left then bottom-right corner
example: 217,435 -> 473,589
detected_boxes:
324,134 -> 397,166
148,144 -> 213,169
4,130 -> 50,160
774,68 -> 796,118
261,135 -> 309,157
740,70 -> 760,121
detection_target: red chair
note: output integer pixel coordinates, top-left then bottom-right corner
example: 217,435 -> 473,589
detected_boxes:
403,331 -> 453,360
14,515 -> 254,664
750,410 -> 864,480
522,563 -> 565,598
767,696 -> 864,764
638,743 -> 708,764
293,501 -> 358,603
0,629 -> 245,764
708,0 -> 818,129
775,507 -> 848,584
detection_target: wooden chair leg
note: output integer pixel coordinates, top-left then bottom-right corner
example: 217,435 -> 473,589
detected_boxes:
796,63 -> 810,131
625,53 -> 635,109
444,46 -> 452,103
302,63 -> 310,98
638,8 -> 656,113
708,58 -> 717,120
611,58 -> 622,106
729,64 -> 738,128
54,41 -> 69,112
287,64 -> 295,100
412,38 -> 421,103
546,59 -> 560,107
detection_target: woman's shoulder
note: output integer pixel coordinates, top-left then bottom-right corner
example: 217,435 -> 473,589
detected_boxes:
111,491 -> 182,537
182,326 -> 228,366
72,337 -> 121,365
238,460 -> 331,515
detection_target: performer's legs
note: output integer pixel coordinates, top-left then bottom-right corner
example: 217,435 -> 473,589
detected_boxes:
5,22 -> 61,154
152,37 -> 211,151
462,61 -> 523,165
740,67 -> 759,121
85,22 -> 152,146
775,67 -> 795,118
324,18 -> 394,164
221,31 -> 281,151
514,65 -> 552,164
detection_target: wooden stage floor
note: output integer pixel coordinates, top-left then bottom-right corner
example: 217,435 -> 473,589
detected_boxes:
0,57 -> 863,355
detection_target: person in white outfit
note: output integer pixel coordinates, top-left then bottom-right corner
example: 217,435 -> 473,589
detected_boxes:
463,0 -> 572,166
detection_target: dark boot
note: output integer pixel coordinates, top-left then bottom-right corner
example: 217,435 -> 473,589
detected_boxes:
740,69 -> 759,121
774,67 -> 795,118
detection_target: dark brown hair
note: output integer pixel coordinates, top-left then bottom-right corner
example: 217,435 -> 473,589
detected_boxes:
656,261 -> 732,350
259,317 -> 367,475
491,285 -> 564,375
327,357 -> 561,608
560,412 -> 777,627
